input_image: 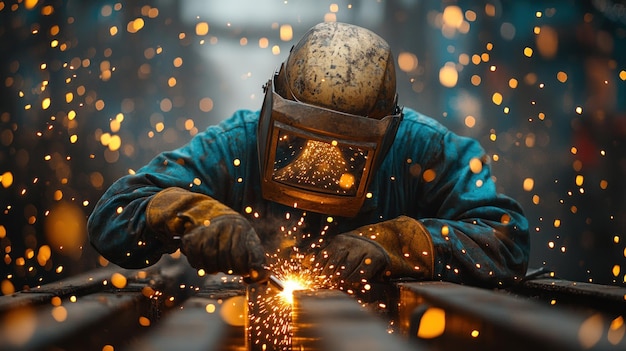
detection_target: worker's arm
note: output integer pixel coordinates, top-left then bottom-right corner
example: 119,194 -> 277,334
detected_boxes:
307,115 -> 529,288
415,128 -> 530,287
87,111 -> 261,271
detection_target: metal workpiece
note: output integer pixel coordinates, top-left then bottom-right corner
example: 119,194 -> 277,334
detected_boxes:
125,296 -> 246,351
0,264 -> 126,314
0,257 -> 198,351
397,281 -> 626,351
3,259 -> 626,351
513,278 -> 626,315
246,279 -> 294,351
291,289 -> 418,351
125,272 -> 248,351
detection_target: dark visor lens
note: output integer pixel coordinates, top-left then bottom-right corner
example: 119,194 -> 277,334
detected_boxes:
272,129 -> 369,196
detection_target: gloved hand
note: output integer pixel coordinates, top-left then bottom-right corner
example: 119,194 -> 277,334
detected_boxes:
180,214 -> 268,280
304,216 -> 435,287
146,187 -> 268,282
305,233 -> 390,285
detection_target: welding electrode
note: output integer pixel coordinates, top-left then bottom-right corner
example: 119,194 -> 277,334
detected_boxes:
268,275 -> 285,291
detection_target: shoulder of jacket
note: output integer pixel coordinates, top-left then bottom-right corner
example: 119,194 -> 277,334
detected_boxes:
399,107 -> 450,136
216,109 -> 259,131
194,109 -> 258,137
186,110 -> 259,147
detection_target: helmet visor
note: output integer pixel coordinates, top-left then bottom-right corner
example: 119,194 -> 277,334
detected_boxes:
272,127 -> 372,196
258,72 -> 402,217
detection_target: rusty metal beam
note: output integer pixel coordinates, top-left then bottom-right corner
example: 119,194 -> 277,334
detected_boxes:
1,290 -> 148,351
397,281 -> 626,351
124,296 -> 246,351
123,273 -> 247,351
0,264 -> 125,313
514,278 -> 626,315
0,258 -> 197,351
3,259 -> 624,351
292,289 -> 421,351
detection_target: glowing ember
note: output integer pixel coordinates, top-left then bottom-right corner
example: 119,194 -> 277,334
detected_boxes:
245,256 -> 322,350
1,0 -> 625,308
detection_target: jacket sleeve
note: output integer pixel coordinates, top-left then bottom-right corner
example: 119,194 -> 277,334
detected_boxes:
402,123 -> 530,287
87,112 -> 255,268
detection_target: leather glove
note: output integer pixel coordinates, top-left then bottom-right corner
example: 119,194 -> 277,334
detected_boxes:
146,187 -> 268,282
304,216 -> 434,286
306,232 -> 391,285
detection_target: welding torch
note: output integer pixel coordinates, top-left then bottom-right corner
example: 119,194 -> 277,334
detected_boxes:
262,265 -> 285,291
267,274 -> 285,291
171,233 -> 285,290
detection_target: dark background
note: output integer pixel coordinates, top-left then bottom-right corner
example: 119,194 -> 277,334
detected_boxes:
1,0 -> 625,292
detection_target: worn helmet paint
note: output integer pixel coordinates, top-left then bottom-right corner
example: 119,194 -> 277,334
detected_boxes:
258,22 -> 402,217
280,22 -> 397,119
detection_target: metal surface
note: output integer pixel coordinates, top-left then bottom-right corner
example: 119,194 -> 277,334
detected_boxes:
246,280 -> 293,351
515,278 -> 626,315
0,258 -> 197,351
292,289 -> 419,351
397,281 -> 626,351
0,265 -> 127,313
3,258 -> 625,351
125,297 -> 246,351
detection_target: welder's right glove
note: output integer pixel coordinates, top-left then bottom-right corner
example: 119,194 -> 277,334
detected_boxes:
308,232 -> 391,284
146,187 -> 268,282
303,216 -> 434,287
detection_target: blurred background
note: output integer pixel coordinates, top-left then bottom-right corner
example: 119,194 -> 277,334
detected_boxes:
1,0 -> 625,293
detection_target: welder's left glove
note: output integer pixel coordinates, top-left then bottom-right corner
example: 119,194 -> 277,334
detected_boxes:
304,216 -> 434,286
146,187 -> 268,282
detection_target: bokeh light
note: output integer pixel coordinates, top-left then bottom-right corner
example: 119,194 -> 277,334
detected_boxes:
0,0 -> 625,293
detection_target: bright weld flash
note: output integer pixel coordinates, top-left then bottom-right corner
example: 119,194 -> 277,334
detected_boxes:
276,274 -> 310,304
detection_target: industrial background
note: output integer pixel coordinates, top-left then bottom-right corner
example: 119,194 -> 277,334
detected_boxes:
1,0 -> 626,296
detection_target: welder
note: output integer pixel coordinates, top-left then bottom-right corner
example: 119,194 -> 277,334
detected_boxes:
88,22 -> 529,288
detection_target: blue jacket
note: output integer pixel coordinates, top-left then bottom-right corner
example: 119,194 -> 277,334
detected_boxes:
88,107 -> 529,287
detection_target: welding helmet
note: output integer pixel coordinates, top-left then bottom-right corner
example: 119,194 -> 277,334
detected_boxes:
258,22 -> 402,217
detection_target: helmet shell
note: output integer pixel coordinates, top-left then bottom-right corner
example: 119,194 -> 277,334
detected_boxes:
282,22 -> 397,119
